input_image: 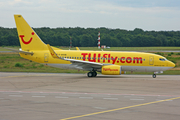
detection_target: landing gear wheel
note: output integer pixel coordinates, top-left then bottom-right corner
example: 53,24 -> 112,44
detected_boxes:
92,71 -> 97,77
87,72 -> 93,77
152,74 -> 156,78
87,71 -> 97,77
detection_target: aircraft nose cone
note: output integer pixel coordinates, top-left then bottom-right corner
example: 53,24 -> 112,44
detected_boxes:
170,61 -> 175,67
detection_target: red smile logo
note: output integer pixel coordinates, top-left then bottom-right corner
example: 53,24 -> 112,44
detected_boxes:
51,53 -> 54,56
19,32 -> 34,44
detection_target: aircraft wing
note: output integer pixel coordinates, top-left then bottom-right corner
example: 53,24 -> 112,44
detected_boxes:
64,58 -> 103,70
4,47 -> 34,55
47,44 -> 103,70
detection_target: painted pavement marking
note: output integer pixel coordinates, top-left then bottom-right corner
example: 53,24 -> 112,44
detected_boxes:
60,96 -> 180,120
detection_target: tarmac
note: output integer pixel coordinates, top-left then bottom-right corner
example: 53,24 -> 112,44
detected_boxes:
0,72 -> 180,120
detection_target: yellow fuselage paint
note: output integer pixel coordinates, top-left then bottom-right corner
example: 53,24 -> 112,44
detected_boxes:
15,14 -> 175,75
20,50 -> 174,68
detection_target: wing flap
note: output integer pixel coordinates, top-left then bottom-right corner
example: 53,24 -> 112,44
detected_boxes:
64,58 -> 103,70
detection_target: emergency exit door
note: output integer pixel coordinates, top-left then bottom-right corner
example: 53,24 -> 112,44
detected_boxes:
44,53 -> 49,62
149,56 -> 154,65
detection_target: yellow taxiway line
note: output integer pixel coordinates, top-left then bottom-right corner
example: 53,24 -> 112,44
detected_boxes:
61,96 -> 180,120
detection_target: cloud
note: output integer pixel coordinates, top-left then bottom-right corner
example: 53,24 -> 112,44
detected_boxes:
0,0 -> 180,30
106,0 -> 180,8
1,0 -> 179,14
7,0 -> 33,7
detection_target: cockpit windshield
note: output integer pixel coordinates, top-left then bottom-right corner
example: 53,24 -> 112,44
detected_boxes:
159,58 -> 167,61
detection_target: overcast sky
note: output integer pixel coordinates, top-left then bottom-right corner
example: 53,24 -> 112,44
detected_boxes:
0,0 -> 180,31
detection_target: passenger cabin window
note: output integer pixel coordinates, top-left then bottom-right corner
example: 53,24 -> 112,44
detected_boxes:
159,58 -> 166,61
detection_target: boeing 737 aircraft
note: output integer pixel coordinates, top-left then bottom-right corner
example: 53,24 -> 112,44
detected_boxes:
12,15 -> 175,78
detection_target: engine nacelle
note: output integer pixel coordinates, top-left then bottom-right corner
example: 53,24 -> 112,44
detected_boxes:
101,65 -> 125,75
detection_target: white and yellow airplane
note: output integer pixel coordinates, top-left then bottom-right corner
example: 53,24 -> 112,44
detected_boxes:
12,15 -> 175,78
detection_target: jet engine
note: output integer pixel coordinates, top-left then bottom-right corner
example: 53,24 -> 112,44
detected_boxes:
101,65 -> 125,75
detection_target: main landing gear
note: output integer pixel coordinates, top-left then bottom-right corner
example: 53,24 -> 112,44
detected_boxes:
87,71 -> 97,77
152,74 -> 156,78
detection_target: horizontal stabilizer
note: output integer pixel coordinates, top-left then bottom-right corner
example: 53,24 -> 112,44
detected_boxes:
4,47 -> 33,55
47,44 -> 60,58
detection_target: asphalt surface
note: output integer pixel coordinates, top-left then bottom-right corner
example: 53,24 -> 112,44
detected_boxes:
0,72 -> 180,120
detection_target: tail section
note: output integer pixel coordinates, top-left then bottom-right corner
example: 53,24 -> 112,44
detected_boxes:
14,15 -> 47,51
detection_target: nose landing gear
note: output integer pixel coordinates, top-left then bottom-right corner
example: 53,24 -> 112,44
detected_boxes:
152,71 -> 163,78
152,74 -> 156,78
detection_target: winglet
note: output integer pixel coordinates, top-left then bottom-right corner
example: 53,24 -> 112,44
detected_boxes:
76,47 -> 80,50
47,44 -> 59,58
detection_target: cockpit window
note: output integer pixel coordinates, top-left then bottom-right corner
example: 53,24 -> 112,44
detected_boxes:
159,58 -> 166,61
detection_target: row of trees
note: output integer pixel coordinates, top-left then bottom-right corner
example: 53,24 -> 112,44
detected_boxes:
0,27 -> 180,47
